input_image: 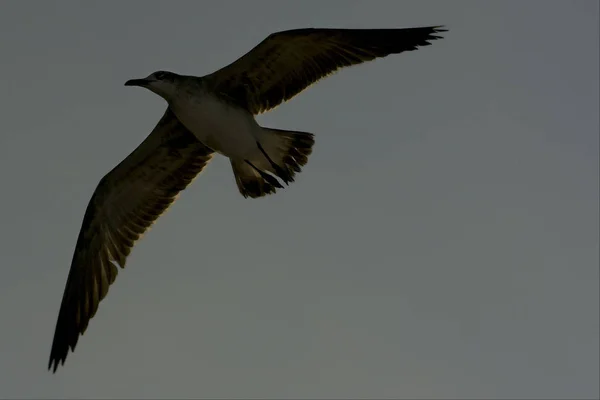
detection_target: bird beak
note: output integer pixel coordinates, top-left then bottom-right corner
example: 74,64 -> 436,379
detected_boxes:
124,78 -> 151,87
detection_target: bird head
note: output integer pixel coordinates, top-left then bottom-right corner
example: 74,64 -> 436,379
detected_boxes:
125,70 -> 179,100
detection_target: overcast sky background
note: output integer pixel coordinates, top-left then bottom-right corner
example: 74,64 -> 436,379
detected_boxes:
0,1 -> 598,399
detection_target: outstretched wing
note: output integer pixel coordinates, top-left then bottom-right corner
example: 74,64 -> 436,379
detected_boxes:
205,26 -> 447,114
48,108 -> 214,373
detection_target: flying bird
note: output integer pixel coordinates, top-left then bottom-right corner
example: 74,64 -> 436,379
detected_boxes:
48,26 -> 447,372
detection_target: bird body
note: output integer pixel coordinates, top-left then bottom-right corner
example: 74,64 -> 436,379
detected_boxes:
127,72 -> 315,193
169,81 -> 262,159
48,26 -> 447,373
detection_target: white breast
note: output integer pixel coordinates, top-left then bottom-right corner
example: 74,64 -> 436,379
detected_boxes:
171,92 -> 260,159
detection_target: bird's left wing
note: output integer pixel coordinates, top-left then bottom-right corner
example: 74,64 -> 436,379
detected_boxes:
48,108 -> 214,373
204,26 -> 447,114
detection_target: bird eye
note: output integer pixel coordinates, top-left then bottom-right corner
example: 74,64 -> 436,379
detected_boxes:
154,71 -> 166,80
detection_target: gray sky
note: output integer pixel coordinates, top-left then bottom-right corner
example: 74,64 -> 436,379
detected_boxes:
0,1 -> 598,399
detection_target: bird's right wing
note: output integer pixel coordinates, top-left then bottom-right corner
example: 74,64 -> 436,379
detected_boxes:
48,108 -> 214,373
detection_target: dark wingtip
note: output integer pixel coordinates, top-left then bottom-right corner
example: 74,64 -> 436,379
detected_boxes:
48,356 -> 60,374
426,25 -> 448,40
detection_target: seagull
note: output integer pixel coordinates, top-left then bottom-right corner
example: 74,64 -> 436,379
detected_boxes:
48,26 -> 447,373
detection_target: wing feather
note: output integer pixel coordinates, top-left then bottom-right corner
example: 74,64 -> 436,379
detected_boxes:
205,26 -> 447,114
48,108 -> 214,372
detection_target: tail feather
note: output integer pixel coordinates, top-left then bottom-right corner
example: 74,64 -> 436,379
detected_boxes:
231,127 -> 315,198
231,160 -> 282,198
